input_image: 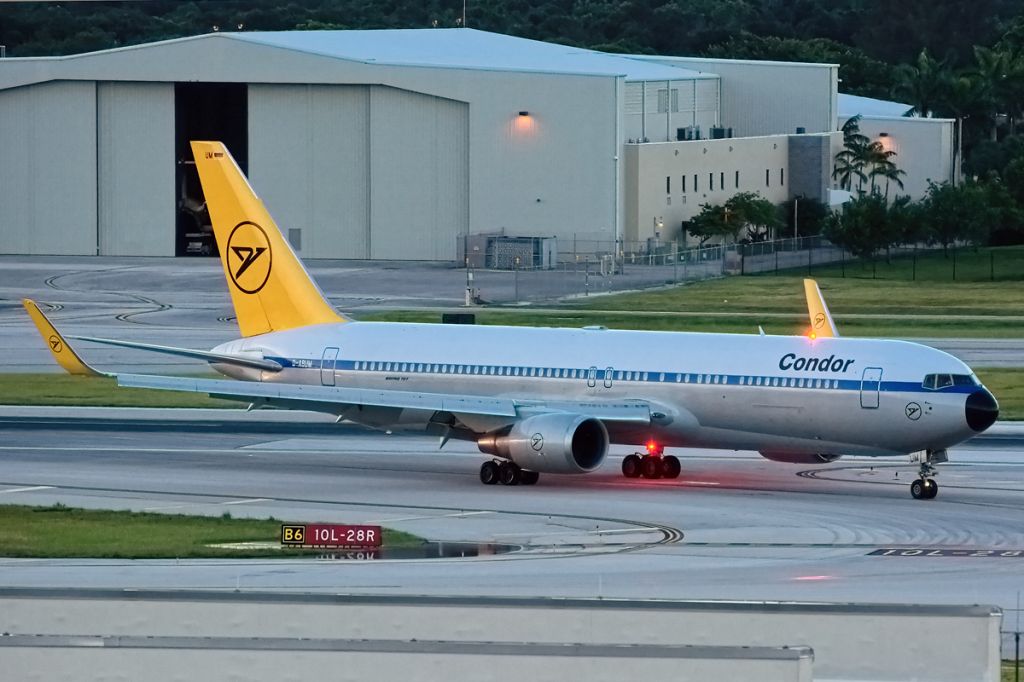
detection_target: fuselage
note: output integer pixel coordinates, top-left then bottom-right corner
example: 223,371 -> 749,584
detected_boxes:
213,322 -> 994,457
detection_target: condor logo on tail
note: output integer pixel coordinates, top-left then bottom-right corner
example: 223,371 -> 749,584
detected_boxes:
226,222 -> 272,294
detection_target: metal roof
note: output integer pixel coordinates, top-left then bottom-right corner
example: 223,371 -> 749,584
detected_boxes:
838,93 -> 913,118
230,28 -> 713,81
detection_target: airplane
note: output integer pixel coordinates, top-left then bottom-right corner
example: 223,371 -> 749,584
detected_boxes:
24,141 -> 999,500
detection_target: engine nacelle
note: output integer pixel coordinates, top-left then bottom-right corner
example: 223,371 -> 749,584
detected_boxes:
759,451 -> 843,464
477,414 -> 608,474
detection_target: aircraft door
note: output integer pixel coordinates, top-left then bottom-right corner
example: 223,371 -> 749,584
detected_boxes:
604,366 -> 614,389
860,367 -> 882,408
587,366 -> 597,388
321,347 -> 339,386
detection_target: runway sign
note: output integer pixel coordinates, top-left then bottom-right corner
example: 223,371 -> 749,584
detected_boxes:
280,524 -> 382,548
869,547 -> 1023,557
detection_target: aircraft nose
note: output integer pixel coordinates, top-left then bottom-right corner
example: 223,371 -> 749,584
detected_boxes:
965,389 -> 999,432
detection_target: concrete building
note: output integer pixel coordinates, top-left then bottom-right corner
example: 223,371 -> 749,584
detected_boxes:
0,29 -> 946,260
837,93 -> 957,199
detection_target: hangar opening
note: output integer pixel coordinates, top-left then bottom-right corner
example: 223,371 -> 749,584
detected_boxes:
175,83 -> 248,256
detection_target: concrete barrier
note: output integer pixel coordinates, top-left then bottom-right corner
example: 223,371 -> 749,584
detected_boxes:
0,635 -> 813,682
0,589 -> 1002,681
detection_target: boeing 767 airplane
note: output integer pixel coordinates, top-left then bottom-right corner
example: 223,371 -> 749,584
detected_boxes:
25,141 -> 999,499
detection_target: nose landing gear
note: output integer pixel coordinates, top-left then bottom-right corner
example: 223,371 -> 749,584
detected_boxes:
622,441 -> 680,480
909,449 -> 946,500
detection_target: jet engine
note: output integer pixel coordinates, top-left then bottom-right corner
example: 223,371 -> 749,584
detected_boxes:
477,414 -> 608,474
759,451 -> 842,464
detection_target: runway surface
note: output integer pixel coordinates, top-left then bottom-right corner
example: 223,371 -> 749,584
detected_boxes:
1,408 -> 1022,623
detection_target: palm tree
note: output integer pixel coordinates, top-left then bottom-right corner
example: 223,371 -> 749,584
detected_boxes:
892,49 -> 951,118
833,115 -> 870,192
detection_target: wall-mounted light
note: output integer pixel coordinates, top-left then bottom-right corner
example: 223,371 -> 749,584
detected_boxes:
518,111 -> 530,117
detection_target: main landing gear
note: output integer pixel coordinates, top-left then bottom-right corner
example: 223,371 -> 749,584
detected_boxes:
909,449 -> 947,500
622,441 -> 680,480
479,460 -> 539,486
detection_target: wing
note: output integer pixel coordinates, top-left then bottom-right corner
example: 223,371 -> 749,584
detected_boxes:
68,336 -> 282,372
116,374 -> 653,425
24,299 -> 282,374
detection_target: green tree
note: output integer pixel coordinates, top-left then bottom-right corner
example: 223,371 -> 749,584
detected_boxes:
782,197 -> 830,237
832,115 -> 870,192
687,203 -> 737,246
725,192 -> 782,242
919,180 -> 998,251
822,192 -> 899,260
892,48 -> 951,118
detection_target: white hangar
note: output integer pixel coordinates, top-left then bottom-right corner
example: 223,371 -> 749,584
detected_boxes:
0,29 -> 936,259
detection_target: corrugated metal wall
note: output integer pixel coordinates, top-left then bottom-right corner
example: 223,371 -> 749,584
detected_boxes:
249,84 -> 468,260
97,82 -> 175,256
0,81 -> 97,255
248,84 -> 370,259
368,86 -> 468,260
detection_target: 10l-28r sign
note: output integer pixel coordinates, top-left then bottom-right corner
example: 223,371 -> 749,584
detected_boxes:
280,524 -> 382,548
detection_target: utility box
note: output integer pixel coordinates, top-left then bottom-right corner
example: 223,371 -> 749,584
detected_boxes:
460,234 -> 558,269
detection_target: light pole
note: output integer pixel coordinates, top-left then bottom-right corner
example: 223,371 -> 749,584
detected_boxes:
793,196 -> 799,241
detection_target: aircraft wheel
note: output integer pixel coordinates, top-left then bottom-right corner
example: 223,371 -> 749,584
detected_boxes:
923,479 -> 939,499
910,478 -> 925,499
480,461 -> 500,485
520,470 -> 540,486
499,462 -> 521,486
622,454 -> 642,478
641,456 -> 662,479
661,455 -> 681,479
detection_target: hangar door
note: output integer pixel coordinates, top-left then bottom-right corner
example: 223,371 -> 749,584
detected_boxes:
97,82 -> 175,256
248,84 -> 468,260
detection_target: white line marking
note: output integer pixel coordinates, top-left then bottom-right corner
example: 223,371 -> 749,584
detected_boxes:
0,485 -> 55,494
367,510 -> 494,523
221,498 -> 271,506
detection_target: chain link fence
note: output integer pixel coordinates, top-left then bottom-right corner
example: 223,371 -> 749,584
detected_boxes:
454,234 -> 1020,305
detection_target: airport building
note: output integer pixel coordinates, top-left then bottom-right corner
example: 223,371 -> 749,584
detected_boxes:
0,29 -> 953,259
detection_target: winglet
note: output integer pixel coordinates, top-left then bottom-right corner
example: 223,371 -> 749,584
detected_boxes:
22,299 -> 105,376
803,279 -> 839,338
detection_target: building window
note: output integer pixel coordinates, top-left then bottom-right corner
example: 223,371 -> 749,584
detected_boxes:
666,176 -> 671,194
735,170 -> 740,188
681,175 -> 686,193
693,174 -> 698,192
780,168 -> 785,185
765,169 -> 770,187
709,172 -> 714,191
657,88 -> 680,113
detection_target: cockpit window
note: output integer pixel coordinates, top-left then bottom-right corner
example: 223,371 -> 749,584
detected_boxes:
923,373 -> 978,390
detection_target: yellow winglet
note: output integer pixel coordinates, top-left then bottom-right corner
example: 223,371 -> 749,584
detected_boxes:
22,299 -> 104,376
191,140 -> 345,337
803,279 -> 839,338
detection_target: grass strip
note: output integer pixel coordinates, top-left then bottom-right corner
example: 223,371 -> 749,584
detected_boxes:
974,369 -> 1024,422
0,504 -> 424,559
361,308 -> 1024,338
0,374 -> 237,408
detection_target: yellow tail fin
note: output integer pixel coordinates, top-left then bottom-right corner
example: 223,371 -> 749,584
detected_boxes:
191,141 -> 344,337
23,299 -> 104,376
803,279 -> 839,338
